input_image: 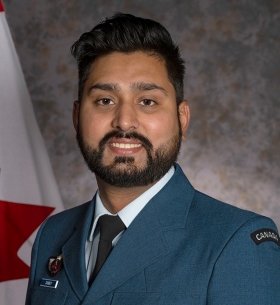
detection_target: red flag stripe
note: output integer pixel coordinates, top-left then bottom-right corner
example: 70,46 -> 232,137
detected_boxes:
0,0 -> 4,12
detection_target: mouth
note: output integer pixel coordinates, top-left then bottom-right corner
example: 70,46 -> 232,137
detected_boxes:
107,137 -> 144,156
98,131 -> 153,155
109,143 -> 142,149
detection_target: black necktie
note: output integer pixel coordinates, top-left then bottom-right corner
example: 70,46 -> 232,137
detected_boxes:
89,214 -> 126,285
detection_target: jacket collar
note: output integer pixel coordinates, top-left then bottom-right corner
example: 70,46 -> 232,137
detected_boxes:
82,164 -> 195,303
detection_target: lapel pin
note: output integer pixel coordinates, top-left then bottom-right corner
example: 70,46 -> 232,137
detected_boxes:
48,254 -> 63,276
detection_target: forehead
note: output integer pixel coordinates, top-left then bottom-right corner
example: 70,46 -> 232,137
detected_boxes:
86,51 -> 172,89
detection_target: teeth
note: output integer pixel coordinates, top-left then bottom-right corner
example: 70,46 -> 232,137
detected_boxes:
111,143 -> 142,148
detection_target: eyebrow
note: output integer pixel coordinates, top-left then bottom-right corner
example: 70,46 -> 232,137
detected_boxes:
130,82 -> 167,95
88,82 -> 167,95
88,83 -> 121,93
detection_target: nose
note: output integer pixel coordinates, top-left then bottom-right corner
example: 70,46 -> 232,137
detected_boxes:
111,101 -> 139,132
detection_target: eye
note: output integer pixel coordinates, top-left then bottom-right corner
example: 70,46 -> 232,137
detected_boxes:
139,99 -> 156,106
96,98 -> 114,105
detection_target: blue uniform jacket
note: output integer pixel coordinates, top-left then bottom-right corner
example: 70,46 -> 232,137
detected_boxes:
25,164 -> 280,304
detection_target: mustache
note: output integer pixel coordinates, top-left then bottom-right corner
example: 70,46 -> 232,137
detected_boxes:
99,130 -> 153,151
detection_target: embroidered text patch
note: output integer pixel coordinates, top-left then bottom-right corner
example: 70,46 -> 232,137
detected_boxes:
251,228 -> 280,246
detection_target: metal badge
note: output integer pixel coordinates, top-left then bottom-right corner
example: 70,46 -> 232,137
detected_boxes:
48,254 -> 63,276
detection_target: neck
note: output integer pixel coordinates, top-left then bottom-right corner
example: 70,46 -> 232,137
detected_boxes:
96,177 -> 158,214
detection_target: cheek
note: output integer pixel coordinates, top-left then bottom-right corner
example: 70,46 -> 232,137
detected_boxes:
79,112 -> 106,144
144,113 -> 179,142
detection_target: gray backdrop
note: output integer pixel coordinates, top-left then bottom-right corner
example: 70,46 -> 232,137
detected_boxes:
3,0 -> 280,228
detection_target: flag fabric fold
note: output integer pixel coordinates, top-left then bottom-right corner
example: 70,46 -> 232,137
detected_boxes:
0,1 -> 64,304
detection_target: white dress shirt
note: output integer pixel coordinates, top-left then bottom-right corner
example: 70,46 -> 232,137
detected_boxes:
85,166 -> 175,281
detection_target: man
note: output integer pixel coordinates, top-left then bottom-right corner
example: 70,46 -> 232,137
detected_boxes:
25,13 -> 280,305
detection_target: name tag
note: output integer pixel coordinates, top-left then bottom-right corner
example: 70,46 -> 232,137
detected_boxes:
40,278 -> 59,288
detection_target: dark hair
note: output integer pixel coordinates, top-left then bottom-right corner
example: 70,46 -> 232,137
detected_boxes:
71,13 -> 185,104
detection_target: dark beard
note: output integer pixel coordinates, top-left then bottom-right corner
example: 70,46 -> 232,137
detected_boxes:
76,128 -> 181,187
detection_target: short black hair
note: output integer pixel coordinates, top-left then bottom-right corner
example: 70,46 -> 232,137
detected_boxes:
71,13 -> 185,104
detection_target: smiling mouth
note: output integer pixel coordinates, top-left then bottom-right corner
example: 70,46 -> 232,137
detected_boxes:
109,143 -> 142,149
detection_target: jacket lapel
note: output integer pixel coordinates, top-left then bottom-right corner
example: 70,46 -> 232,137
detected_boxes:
62,198 -> 95,301
83,164 -> 195,304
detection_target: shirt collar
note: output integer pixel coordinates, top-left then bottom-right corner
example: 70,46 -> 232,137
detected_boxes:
88,166 -> 175,241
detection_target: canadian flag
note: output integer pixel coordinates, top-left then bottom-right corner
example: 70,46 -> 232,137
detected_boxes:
0,1 -> 64,304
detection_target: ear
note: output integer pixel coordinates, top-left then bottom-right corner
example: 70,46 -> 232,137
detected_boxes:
72,100 -> 80,131
178,100 -> 190,140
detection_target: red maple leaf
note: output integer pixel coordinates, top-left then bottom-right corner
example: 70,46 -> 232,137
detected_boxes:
0,0 -> 4,12
0,200 -> 54,282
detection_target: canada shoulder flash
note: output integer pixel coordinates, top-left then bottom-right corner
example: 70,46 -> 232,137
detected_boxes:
251,228 -> 280,246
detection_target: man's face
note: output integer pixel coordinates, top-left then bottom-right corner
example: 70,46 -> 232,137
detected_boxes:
73,51 -> 189,187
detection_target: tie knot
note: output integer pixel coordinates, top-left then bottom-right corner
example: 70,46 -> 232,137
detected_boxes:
98,214 -> 126,242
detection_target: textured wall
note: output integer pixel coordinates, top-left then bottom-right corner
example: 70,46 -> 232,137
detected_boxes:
3,0 -> 280,228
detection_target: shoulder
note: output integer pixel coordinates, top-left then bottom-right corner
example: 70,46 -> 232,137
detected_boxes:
190,190 -> 261,233
189,192 -> 280,302
36,200 -> 93,239
188,189 -> 279,253
46,200 -> 92,225
207,211 -> 280,302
